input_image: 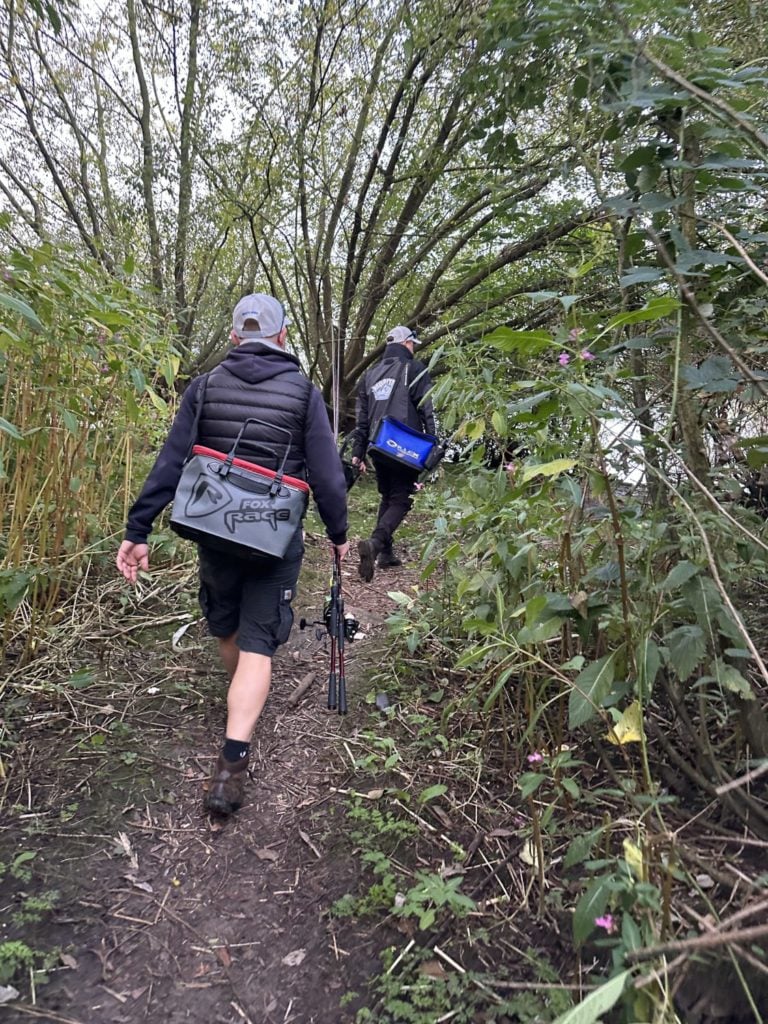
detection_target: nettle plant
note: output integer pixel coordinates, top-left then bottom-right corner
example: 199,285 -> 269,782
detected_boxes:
406,286 -> 768,799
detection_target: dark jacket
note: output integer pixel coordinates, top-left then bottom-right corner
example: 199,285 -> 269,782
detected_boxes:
352,344 -> 435,461
125,341 -> 348,545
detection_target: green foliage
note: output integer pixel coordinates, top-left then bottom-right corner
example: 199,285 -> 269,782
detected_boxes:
12,890 -> 60,926
0,242 -> 178,645
551,970 -> 631,1024
9,850 -> 37,883
393,871 -> 476,931
0,940 -> 35,984
357,944 -> 573,1024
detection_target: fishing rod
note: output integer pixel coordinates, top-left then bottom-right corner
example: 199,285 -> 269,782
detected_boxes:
299,551 -> 358,714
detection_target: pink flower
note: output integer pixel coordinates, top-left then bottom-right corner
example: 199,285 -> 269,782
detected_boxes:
594,914 -> 615,933
568,327 -> 584,341
580,349 -> 595,361
527,752 -> 544,764
558,352 -> 570,366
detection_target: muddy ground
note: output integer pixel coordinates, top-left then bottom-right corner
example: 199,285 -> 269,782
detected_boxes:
0,536 -> 401,1024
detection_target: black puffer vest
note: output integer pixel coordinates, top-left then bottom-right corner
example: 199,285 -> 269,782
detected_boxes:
197,363 -> 312,479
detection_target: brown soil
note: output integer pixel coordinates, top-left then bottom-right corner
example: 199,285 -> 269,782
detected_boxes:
0,538 -> 401,1024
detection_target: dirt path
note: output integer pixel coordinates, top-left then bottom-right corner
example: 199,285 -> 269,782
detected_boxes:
0,539 -> 403,1024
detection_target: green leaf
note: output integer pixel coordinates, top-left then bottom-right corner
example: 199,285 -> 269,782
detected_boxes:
605,296 -> 679,330
621,914 -> 643,953
619,145 -> 658,172
506,390 -> 554,416
491,409 -> 507,436
61,409 -> 79,434
418,784 -> 448,803
564,827 -> 604,869
665,625 -> 706,681
517,616 -> 564,644
520,459 -> 576,483
551,970 -> 631,1024
0,569 -> 31,610
67,668 -> 96,690
681,356 -> 740,393
561,777 -> 580,799
660,561 -> 700,590
636,636 -> 661,699
636,165 -> 660,191
713,659 -> 754,699
572,874 -> 612,946
619,267 -> 663,287
484,327 -> 552,355
0,293 -> 43,332
519,772 -> 546,798
0,416 -> 23,440
129,366 -> 146,393
569,654 -> 616,729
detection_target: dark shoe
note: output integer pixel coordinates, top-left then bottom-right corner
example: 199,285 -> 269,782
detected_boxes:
376,551 -> 402,568
358,539 -> 378,582
205,754 -> 249,815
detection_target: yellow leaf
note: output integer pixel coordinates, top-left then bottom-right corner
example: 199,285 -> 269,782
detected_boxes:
520,458 -> 576,483
623,838 -> 646,881
605,701 -> 643,745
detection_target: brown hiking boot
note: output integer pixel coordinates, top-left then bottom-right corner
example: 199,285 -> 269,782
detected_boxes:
205,754 -> 249,816
358,538 -> 379,582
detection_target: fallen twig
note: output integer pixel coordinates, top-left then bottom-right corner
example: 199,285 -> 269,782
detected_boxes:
287,670 -> 317,707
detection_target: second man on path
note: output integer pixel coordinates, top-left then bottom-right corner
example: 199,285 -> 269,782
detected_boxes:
351,326 -> 435,582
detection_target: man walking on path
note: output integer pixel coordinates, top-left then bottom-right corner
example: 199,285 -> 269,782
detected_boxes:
351,325 -> 435,582
116,294 -> 349,816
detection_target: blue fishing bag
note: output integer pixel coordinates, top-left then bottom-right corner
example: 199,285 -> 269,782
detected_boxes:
369,416 -> 438,471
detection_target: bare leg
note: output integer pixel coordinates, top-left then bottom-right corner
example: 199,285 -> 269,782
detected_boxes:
224,651 -> 272,743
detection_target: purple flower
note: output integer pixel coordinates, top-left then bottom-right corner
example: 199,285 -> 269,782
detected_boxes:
558,352 -> 570,367
594,914 -> 615,933
580,349 -> 595,361
527,752 -> 544,764
568,327 -> 584,341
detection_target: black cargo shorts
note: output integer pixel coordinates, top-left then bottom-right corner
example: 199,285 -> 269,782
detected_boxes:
197,531 -> 303,656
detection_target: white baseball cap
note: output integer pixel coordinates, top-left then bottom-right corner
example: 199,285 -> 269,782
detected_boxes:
232,294 -> 289,339
386,325 -> 418,346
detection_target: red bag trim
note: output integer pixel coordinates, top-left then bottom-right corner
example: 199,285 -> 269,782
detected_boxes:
191,445 -> 310,493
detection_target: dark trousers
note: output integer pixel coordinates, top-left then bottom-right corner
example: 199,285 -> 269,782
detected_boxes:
370,455 -> 420,552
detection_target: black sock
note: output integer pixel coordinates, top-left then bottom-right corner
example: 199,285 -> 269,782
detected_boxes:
222,738 -> 250,762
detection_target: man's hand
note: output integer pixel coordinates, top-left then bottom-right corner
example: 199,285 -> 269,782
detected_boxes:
117,540 -> 149,583
351,457 -> 367,474
333,541 -> 350,560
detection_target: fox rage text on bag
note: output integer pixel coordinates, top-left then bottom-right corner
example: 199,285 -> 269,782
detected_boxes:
170,417 -> 309,559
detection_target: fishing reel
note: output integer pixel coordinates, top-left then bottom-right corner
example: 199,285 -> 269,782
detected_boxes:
339,433 -> 362,491
299,606 -> 359,642
324,599 -> 360,642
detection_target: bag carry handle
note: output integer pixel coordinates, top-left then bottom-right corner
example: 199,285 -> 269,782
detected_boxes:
222,418 -> 293,496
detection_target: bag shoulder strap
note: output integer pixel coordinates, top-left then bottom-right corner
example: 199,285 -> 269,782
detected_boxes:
185,373 -> 210,459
